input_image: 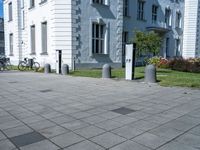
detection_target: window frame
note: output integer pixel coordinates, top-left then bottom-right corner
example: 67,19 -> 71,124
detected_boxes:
91,0 -> 110,6
41,21 -> 48,55
165,8 -> 172,27
9,33 -> 13,56
8,2 -> 13,22
175,38 -> 181,56
39,0 -> 48,5
92,22 -> 105,54
29,0 -> 35,9
152,5 -> 158,24
176,12 -> 182,28
166,37 -> 170,57
137,0 -> 145,21
30,25 -> 36,55
123,0 -> 129,17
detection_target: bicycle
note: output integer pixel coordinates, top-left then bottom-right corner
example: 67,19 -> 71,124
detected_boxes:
0,56 -> 12,71
18,57 -> 40,72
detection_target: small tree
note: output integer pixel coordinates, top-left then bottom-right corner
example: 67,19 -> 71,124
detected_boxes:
134,30 -> 162,57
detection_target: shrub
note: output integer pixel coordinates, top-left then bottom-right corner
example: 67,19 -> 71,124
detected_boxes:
147,56 -> 161,66
147,57 -> 200,72
158,58 -> 170,69
169,58 -> 200,73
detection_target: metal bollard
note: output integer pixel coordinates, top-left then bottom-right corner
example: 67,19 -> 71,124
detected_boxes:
102,64 -> 111,78
44,64 -> 51,74
62,64 -> 69,75
145,64 -> 157,83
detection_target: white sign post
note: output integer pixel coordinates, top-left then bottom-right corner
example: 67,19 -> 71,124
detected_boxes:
125,44 -> 136,80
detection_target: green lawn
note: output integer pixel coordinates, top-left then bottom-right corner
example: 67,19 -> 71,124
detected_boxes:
69,67 -> 200,88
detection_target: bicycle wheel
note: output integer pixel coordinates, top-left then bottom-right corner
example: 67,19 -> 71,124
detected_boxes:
5,62 -> 12,70
0,61 -> 4,71
33,62 -> 40,72
18,61 -> 26,71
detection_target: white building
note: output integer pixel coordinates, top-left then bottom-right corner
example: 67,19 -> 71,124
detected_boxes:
4,0 -> 76,69
182,0 -> 200,58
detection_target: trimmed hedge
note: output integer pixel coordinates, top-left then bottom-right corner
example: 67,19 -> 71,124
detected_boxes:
148,57 -> 200,73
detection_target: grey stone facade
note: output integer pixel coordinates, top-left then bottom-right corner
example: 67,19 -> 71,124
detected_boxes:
74,0 -> 184,68
75,0 -> 124,68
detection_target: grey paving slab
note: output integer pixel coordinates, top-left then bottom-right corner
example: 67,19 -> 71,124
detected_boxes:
0,139 -> 16,150
95,119 -> 124,131
69,111 -> 93,119
97,111 -> 122,120
111,125 -> 145,139
162,120 -> 196,132
90,132 -> 126,149
82,115 -> 108,124
132,132 -> 171,149
64,140 -> 105,150
49,115 -> 75,124
175,133 -> 200,149
9,131 -> 46,147
20,140 -> 59,150
61,120 -> 90,131
3,125 -> 33,138
129,120 -> 160,131
0,120 -> 24,130
50,132 -> 84,148
111,115 -> 138,125
74,125 -> 105,139
21,115 -> 45,124
149,125 -> 184,139
29,120 -> 56,130
110,140 -> 151,150
39,125 -> 70,138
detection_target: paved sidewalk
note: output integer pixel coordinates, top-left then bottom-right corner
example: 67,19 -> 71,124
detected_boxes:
0,71 -> 200,150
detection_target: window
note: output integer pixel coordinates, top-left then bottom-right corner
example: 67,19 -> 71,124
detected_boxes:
165,8 -> 172,26
152,5 -> 158,24
123,0 -> 129,17
9,34 -> 13,55
41,22 -> 47,54
21,10 -> 25,29
92,23 -> 105,54
21,0 -> 24,8
176,12 -> 182,28
137,0 -> 145,20
40,0 -> 47,5
8,2 -> 12,21
30,25 -> 36,54
92,0 -> 104,4
30,0 -> 35,8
